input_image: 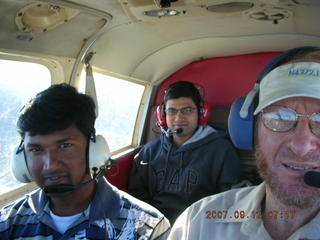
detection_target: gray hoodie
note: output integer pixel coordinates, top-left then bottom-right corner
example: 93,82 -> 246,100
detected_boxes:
128,125 -> 241,223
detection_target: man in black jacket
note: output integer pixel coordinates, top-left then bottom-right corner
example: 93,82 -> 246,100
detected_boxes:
128,81 -> 241,223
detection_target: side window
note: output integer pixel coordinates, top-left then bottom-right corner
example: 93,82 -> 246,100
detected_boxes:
81,71 -> 145,152
0,59 -> 50,194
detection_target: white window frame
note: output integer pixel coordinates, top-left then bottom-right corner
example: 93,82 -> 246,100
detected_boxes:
0,52 -> 64,207
79,67 -> 152,155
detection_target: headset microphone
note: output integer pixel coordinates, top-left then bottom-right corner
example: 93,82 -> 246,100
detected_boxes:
43,178 -> 95,194
304,171 -> 320,188
43,166 -> 106,194
162,128 -> 183,137
174,128 -> 183,134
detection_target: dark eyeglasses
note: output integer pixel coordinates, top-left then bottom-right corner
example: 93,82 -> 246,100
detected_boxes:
166,106 -> 197,116
261,106 -> 320,137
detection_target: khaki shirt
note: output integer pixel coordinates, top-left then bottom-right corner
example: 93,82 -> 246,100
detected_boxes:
168,183 -> 320,240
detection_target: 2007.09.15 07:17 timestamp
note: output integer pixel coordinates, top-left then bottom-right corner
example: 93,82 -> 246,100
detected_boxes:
205,210 -> 296,220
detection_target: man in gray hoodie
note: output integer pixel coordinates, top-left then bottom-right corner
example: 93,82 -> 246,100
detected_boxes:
128,81 -> 241,223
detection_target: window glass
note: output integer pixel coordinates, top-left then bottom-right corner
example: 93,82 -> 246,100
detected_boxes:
0,59 -> 50,194
81,71 -> 145,152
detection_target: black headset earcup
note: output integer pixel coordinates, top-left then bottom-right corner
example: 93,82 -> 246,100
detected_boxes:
88,135 -> 110,175
11,146 -> 32,183
228,96 -> 255,150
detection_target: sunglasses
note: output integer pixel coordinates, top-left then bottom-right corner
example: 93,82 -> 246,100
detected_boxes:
165,106 -> 197,116
261,106 -> 320,137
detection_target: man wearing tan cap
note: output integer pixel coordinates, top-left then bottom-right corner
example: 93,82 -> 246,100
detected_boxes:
167,47 -> 320,240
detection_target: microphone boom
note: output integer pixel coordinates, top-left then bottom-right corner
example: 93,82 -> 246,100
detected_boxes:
304,171 -> 320,188
43,167 -> 106,194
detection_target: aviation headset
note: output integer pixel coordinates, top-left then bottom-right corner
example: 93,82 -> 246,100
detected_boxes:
228,46 -> 320,150
11,133 -> 110,183
155,82 -> 211,129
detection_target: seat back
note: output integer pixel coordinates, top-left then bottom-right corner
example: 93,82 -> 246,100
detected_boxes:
106,148 -> 140,191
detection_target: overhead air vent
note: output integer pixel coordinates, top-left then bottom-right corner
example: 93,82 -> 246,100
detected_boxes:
15,3 -> 80,33
244,7 -> 291,23
207,2 -> 254,13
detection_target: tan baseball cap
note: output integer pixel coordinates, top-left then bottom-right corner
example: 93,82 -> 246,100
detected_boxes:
254,62 -> 320,115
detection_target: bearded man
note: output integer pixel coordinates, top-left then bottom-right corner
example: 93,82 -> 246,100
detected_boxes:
168,46 -> 320,240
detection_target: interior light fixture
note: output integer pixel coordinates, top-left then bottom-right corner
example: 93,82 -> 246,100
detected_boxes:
144,9 -> 179,17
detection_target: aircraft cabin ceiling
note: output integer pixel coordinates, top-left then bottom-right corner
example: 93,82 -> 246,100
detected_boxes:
0,0 -> 319,83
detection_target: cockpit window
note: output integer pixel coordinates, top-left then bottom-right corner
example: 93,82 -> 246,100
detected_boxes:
0,59 -> 50,194
80,71 -> 145,152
